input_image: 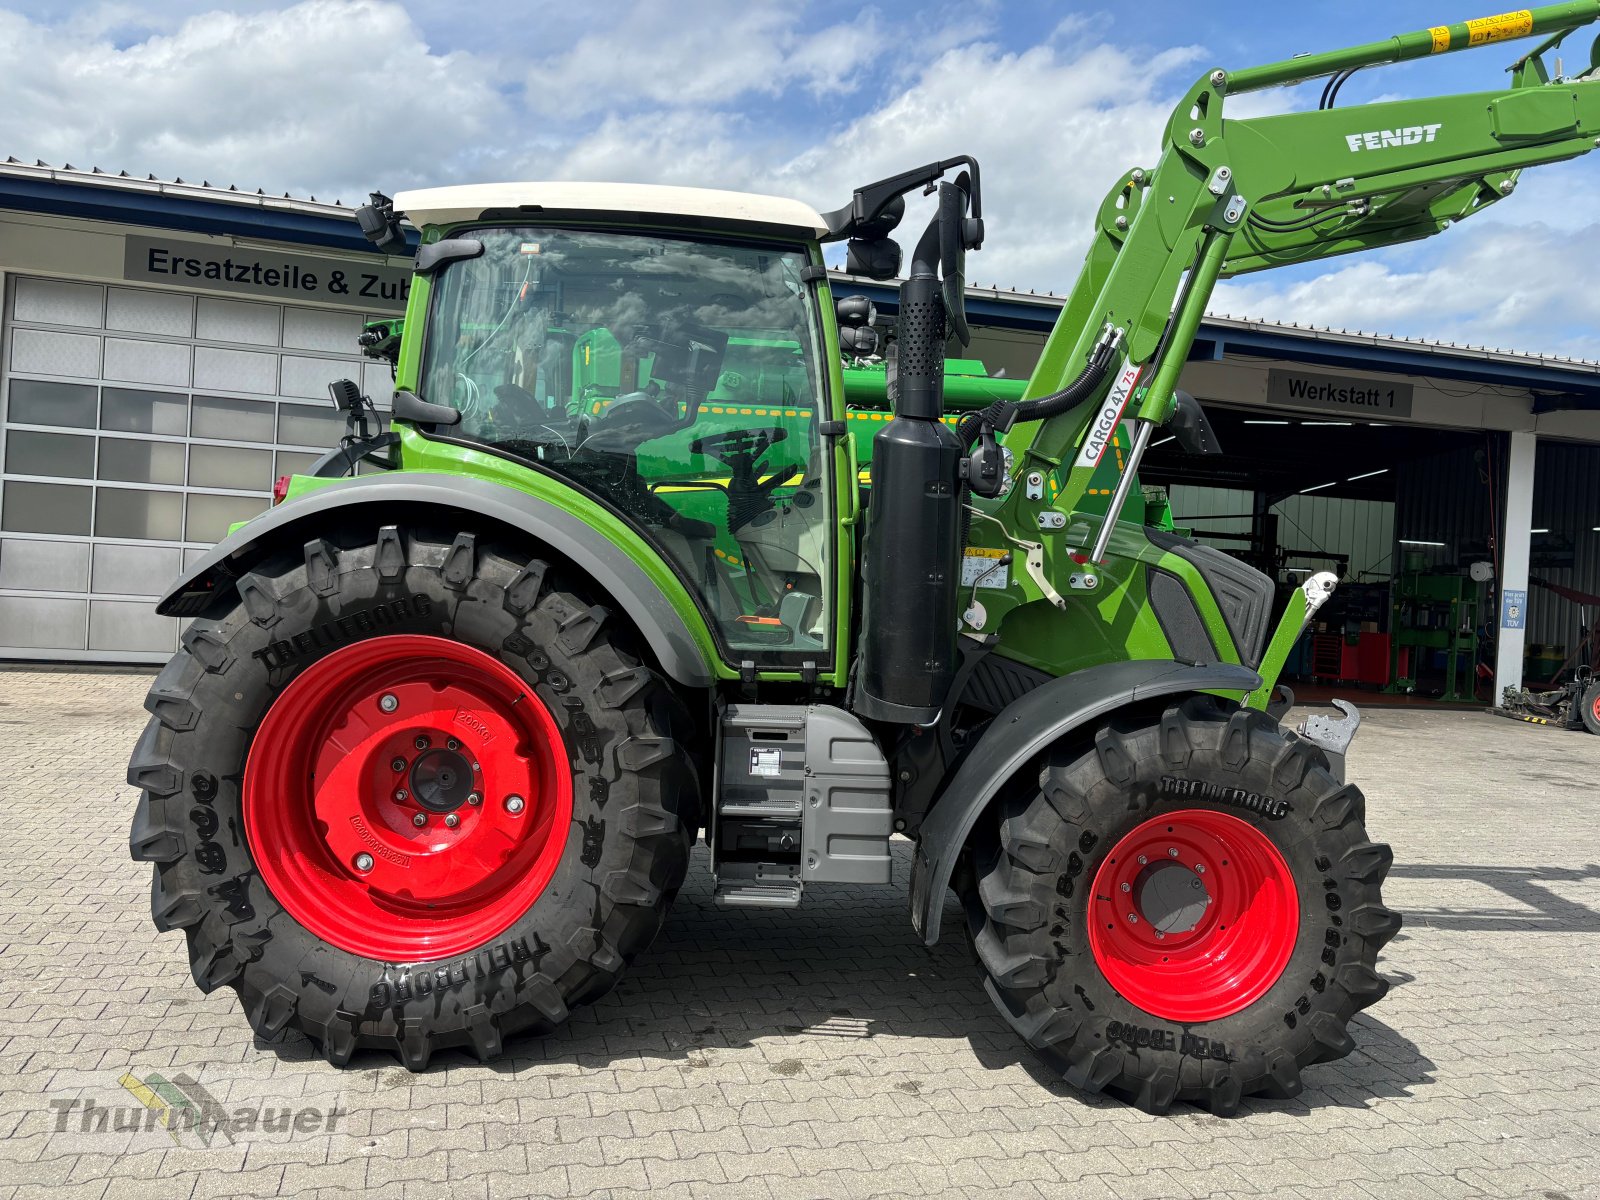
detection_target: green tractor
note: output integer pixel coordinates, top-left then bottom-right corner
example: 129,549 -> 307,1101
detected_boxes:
130,5 -> 1600,1112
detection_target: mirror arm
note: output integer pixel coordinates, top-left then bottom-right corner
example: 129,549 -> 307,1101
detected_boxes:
823,155 -> 984,241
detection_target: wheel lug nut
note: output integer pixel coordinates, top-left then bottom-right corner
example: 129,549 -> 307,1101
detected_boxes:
1137,854 -> 1147,865
447,738 -> 460,751
1126,912 -> 1138,923
505,795 -> 525,815
391,758 -> 407,772
1168,847 -> 1179,858
413,812 -> 428,827
414,735 -> 430,751
1195,864 -> 1206,874
394,788 -> 408,801
1154,930 -> 1165,939
467,792 -> 482,806
1119,882 -> 1131,893
444,813 -> 460,829
379,694 -> 398,713
353,853 -> 374,872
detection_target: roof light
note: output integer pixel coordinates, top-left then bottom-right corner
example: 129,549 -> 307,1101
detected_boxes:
1243,419 -> 1290,425
1346,469 -> 1389,481
1303,421 -> 1353,426
1531,528 -> 1550,534
1299,481 -> 1337,494
1400,539 -> 1446,547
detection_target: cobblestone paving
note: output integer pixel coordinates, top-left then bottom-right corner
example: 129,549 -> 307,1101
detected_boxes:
2,667 -> 1599,1199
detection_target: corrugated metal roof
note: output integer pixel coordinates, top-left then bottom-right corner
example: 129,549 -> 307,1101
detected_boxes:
1201,312 -> 1600,371
939,278 -> 1600,372
0,156 -> 360,219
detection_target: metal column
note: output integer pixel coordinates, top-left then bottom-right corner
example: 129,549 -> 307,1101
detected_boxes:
1494,431 -> 1537,698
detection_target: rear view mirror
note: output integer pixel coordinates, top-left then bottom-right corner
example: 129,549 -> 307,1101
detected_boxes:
938,177 -> 973,347
355,191 -> 406,253
1168,390 -> 1221,455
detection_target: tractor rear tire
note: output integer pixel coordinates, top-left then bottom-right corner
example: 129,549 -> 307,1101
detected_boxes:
128,523 -> 698,1070
1581,681 -> 1600,734
967,695 -> 1400,1115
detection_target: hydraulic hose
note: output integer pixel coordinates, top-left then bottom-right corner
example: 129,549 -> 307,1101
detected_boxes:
956,335 -> 1118,450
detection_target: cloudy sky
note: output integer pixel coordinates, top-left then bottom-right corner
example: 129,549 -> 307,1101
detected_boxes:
5,0 -> 1600,357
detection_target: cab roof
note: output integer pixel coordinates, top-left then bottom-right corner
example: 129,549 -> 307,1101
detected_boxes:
393,182 -> 829,239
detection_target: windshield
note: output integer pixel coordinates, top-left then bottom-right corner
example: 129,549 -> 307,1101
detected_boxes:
420,225 -> 834,660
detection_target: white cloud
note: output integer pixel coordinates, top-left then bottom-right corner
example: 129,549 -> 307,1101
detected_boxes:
12,0 -> 1599,357
523,1 -> 882,118
511,30 -> 1213,297
0,0 -> 506,201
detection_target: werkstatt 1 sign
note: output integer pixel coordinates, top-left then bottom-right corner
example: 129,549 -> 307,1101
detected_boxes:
1266,369 -> 1414,418
123,235 -> 411,312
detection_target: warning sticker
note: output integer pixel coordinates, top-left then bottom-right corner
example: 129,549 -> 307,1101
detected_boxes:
961,547 -> 1010,589
1467,10 -> 1533,45
1430,10 -> 1533,53
1073,360 -> 1142,470
749,747 -> 782,778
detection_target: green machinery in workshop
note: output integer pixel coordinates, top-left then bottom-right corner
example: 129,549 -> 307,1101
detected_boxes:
130,5 -> 1600,1115
1387,558 -> 1484,703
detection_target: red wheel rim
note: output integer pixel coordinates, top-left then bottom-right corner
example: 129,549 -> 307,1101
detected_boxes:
1088,808 -> 1298,1023
243,634 -> 572,961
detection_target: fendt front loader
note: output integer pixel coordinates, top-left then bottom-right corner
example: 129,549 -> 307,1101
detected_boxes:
130,6 -> 1600,1112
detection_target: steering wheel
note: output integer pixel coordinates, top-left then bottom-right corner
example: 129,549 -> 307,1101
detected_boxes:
483,382 -> 583,447
579,390 -> 685,453
690,426 -> 788,466
690,428 -> 803,532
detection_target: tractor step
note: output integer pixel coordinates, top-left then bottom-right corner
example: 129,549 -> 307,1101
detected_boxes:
714,878 -> 803,908
710,705 -> 893,900
718,798 -> 804,819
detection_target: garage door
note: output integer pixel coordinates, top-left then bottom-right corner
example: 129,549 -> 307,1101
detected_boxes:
0,275 -> 395,662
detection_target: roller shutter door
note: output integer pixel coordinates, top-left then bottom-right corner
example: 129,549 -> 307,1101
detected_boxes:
0,275 -> 393,661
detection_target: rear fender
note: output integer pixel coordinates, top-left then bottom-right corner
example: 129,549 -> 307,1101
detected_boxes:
156,472 -> 717,688
909,659 -> 1260,945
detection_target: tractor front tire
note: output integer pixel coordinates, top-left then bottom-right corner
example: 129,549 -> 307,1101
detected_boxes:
968,695 -> 1400,1115
128,523 -> 697,1069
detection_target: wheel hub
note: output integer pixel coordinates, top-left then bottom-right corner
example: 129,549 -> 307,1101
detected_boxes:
243,634 -> 573,961
1134,861 -> 1210,935
1088,807 -> 1299,1023
409,746 -> 476,812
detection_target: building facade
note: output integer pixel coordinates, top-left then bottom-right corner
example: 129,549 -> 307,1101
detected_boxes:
0,163 -> 410,660
3,160 -> 1599,701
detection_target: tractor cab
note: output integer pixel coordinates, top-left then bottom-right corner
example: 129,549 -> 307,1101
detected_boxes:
394,184 -> 846,668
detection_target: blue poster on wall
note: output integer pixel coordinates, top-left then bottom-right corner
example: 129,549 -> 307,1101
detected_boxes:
1500,589 -> 1527,630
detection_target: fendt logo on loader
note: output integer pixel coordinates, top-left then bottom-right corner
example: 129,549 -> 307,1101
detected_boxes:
1345,123 -> 1443,152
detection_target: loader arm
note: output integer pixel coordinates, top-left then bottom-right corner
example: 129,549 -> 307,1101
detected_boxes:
998,2 -> 1600,536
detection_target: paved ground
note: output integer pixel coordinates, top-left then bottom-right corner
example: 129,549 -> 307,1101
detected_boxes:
2,667 -> 1599,1199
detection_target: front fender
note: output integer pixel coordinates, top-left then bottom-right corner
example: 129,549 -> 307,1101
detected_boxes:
156,472 -> 717,688
909,659 -> 1260,945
